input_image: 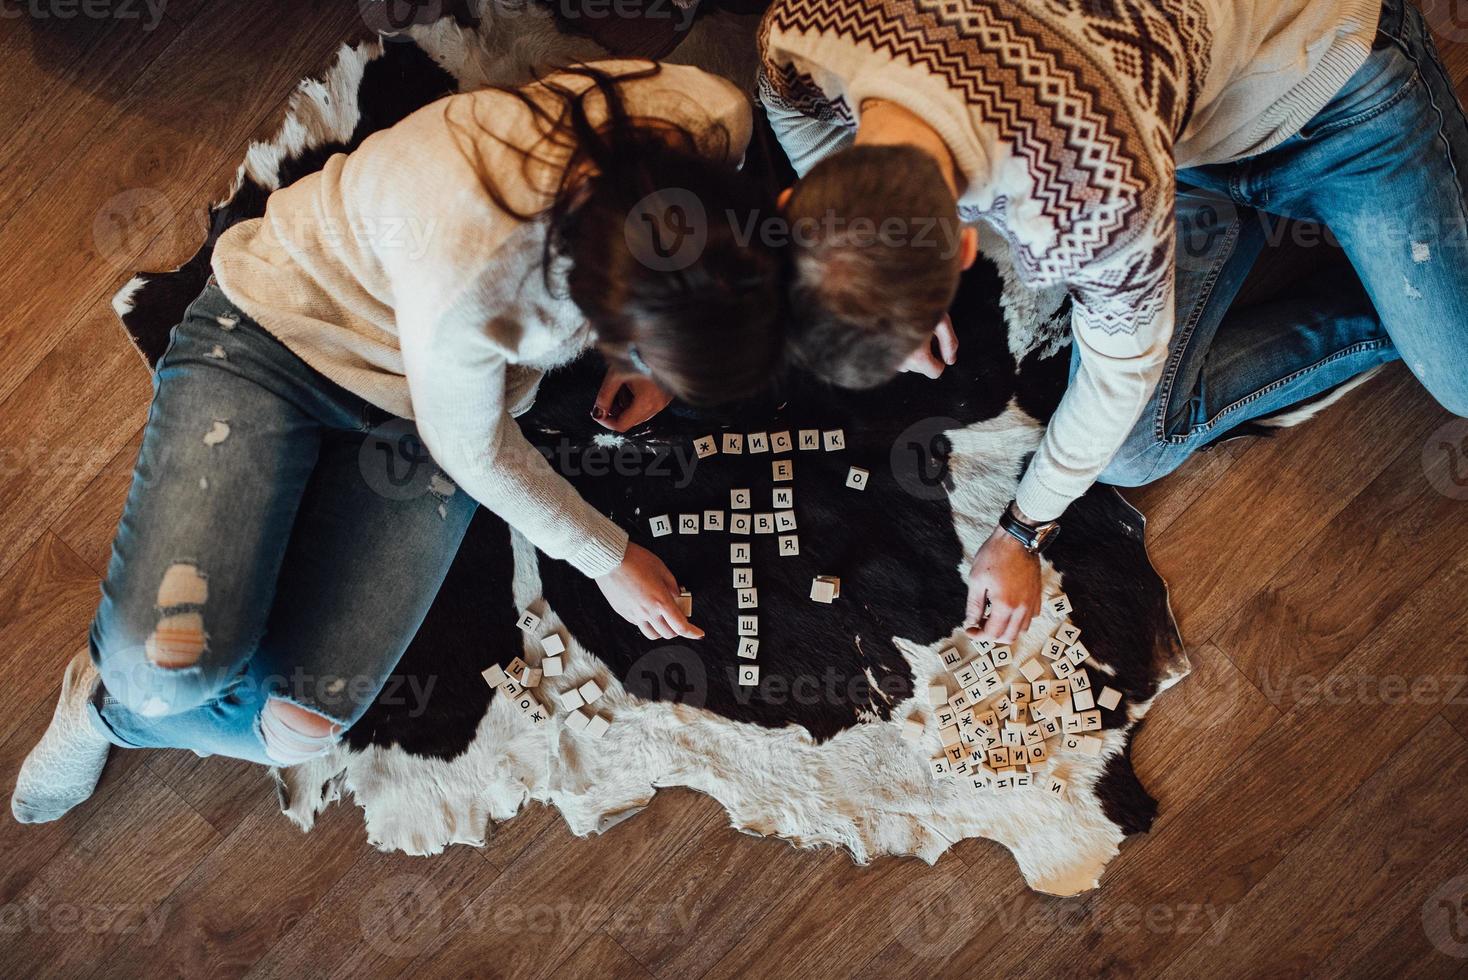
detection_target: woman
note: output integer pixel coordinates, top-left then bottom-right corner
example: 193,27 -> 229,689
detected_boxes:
12,62 -> 783,823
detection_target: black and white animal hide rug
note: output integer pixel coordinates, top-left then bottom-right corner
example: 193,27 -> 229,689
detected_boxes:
111,18 -> 1187,895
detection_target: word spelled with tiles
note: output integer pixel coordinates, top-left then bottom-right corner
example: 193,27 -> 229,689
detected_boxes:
641,428 -> 854,686
483,606 -> 611,736
903,595 -> 1120,796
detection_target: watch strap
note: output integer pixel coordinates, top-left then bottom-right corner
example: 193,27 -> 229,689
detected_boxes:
999,503 -> 1058,553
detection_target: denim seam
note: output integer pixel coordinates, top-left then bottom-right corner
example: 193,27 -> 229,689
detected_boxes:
1153,216 -> 1242,442
90,696 -> 145,750
1163,338 -> 1391,444
1380,12 -> 1467,200
1298,68 -> 1422,140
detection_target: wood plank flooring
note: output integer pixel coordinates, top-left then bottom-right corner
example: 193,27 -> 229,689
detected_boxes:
1,6 -> 1466,978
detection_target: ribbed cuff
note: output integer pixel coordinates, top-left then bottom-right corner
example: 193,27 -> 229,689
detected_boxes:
567,513 -> 630,579
1014,468 -> 1077,525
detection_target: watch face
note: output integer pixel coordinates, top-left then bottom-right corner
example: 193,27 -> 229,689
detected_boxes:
1034,523 -> 1061,551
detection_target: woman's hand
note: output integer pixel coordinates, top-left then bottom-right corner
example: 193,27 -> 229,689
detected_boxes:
594,541 -> 704,641
964,526 -> 1042,643
899,314 -> 959,380
592,369 -> 674,433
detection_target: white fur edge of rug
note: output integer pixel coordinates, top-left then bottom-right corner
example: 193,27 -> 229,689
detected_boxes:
279,402 -> 1179,897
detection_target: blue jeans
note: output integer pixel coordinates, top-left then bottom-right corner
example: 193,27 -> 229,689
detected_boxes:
88,282 -> 477,765
1091,0 -> 1468,487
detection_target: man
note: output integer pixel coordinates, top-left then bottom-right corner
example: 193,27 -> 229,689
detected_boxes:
760,0 -> 1468,641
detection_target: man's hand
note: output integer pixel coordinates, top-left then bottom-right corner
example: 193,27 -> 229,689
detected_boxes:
594,542 -> 704,641
964,526 -> 1041,643
592,370 -> 674,433
899,314 -> 959,380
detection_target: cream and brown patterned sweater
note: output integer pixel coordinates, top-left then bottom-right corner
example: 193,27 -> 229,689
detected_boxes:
759,0 -> 1382,521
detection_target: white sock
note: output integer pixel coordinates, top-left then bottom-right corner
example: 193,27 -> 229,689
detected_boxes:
11,649 -> 112,824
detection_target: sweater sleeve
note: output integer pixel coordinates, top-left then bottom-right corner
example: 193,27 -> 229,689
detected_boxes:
396,293 -> 629,578
336,92 -> 631,578
1014,234 -> 1175,522
757,67 -> 854,177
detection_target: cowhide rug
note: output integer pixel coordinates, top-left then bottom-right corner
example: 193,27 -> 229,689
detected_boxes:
112,13 -> 1190,895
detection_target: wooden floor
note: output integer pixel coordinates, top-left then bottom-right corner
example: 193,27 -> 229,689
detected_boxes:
3,6 -> 1467,979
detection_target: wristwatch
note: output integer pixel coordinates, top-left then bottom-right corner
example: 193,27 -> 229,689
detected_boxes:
998,500 -> 1061,554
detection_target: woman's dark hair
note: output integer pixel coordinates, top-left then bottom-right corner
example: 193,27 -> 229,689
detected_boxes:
450,63 -> 786,407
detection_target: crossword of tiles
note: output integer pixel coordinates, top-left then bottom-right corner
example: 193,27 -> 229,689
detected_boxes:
479,429 -> 1113,770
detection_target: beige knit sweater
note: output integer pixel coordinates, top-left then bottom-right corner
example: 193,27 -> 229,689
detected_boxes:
212,62 -> 752,577
759,0 -> 1382,521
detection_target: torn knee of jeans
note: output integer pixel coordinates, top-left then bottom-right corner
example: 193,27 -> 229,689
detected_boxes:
146,563 -> 210,668
144,612 -> 208,668
158,562 -> 208,606
259,698 -> 342,765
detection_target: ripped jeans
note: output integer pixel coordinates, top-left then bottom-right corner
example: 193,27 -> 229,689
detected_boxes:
87,282 -> 476,765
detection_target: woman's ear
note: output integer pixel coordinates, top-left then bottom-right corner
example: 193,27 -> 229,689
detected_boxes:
959,226 -> 979,270
777,186 -> 793,210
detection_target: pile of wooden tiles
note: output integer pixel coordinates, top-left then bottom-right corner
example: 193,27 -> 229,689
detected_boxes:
902,594 -> 1126,797
478,606 -> 613,738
